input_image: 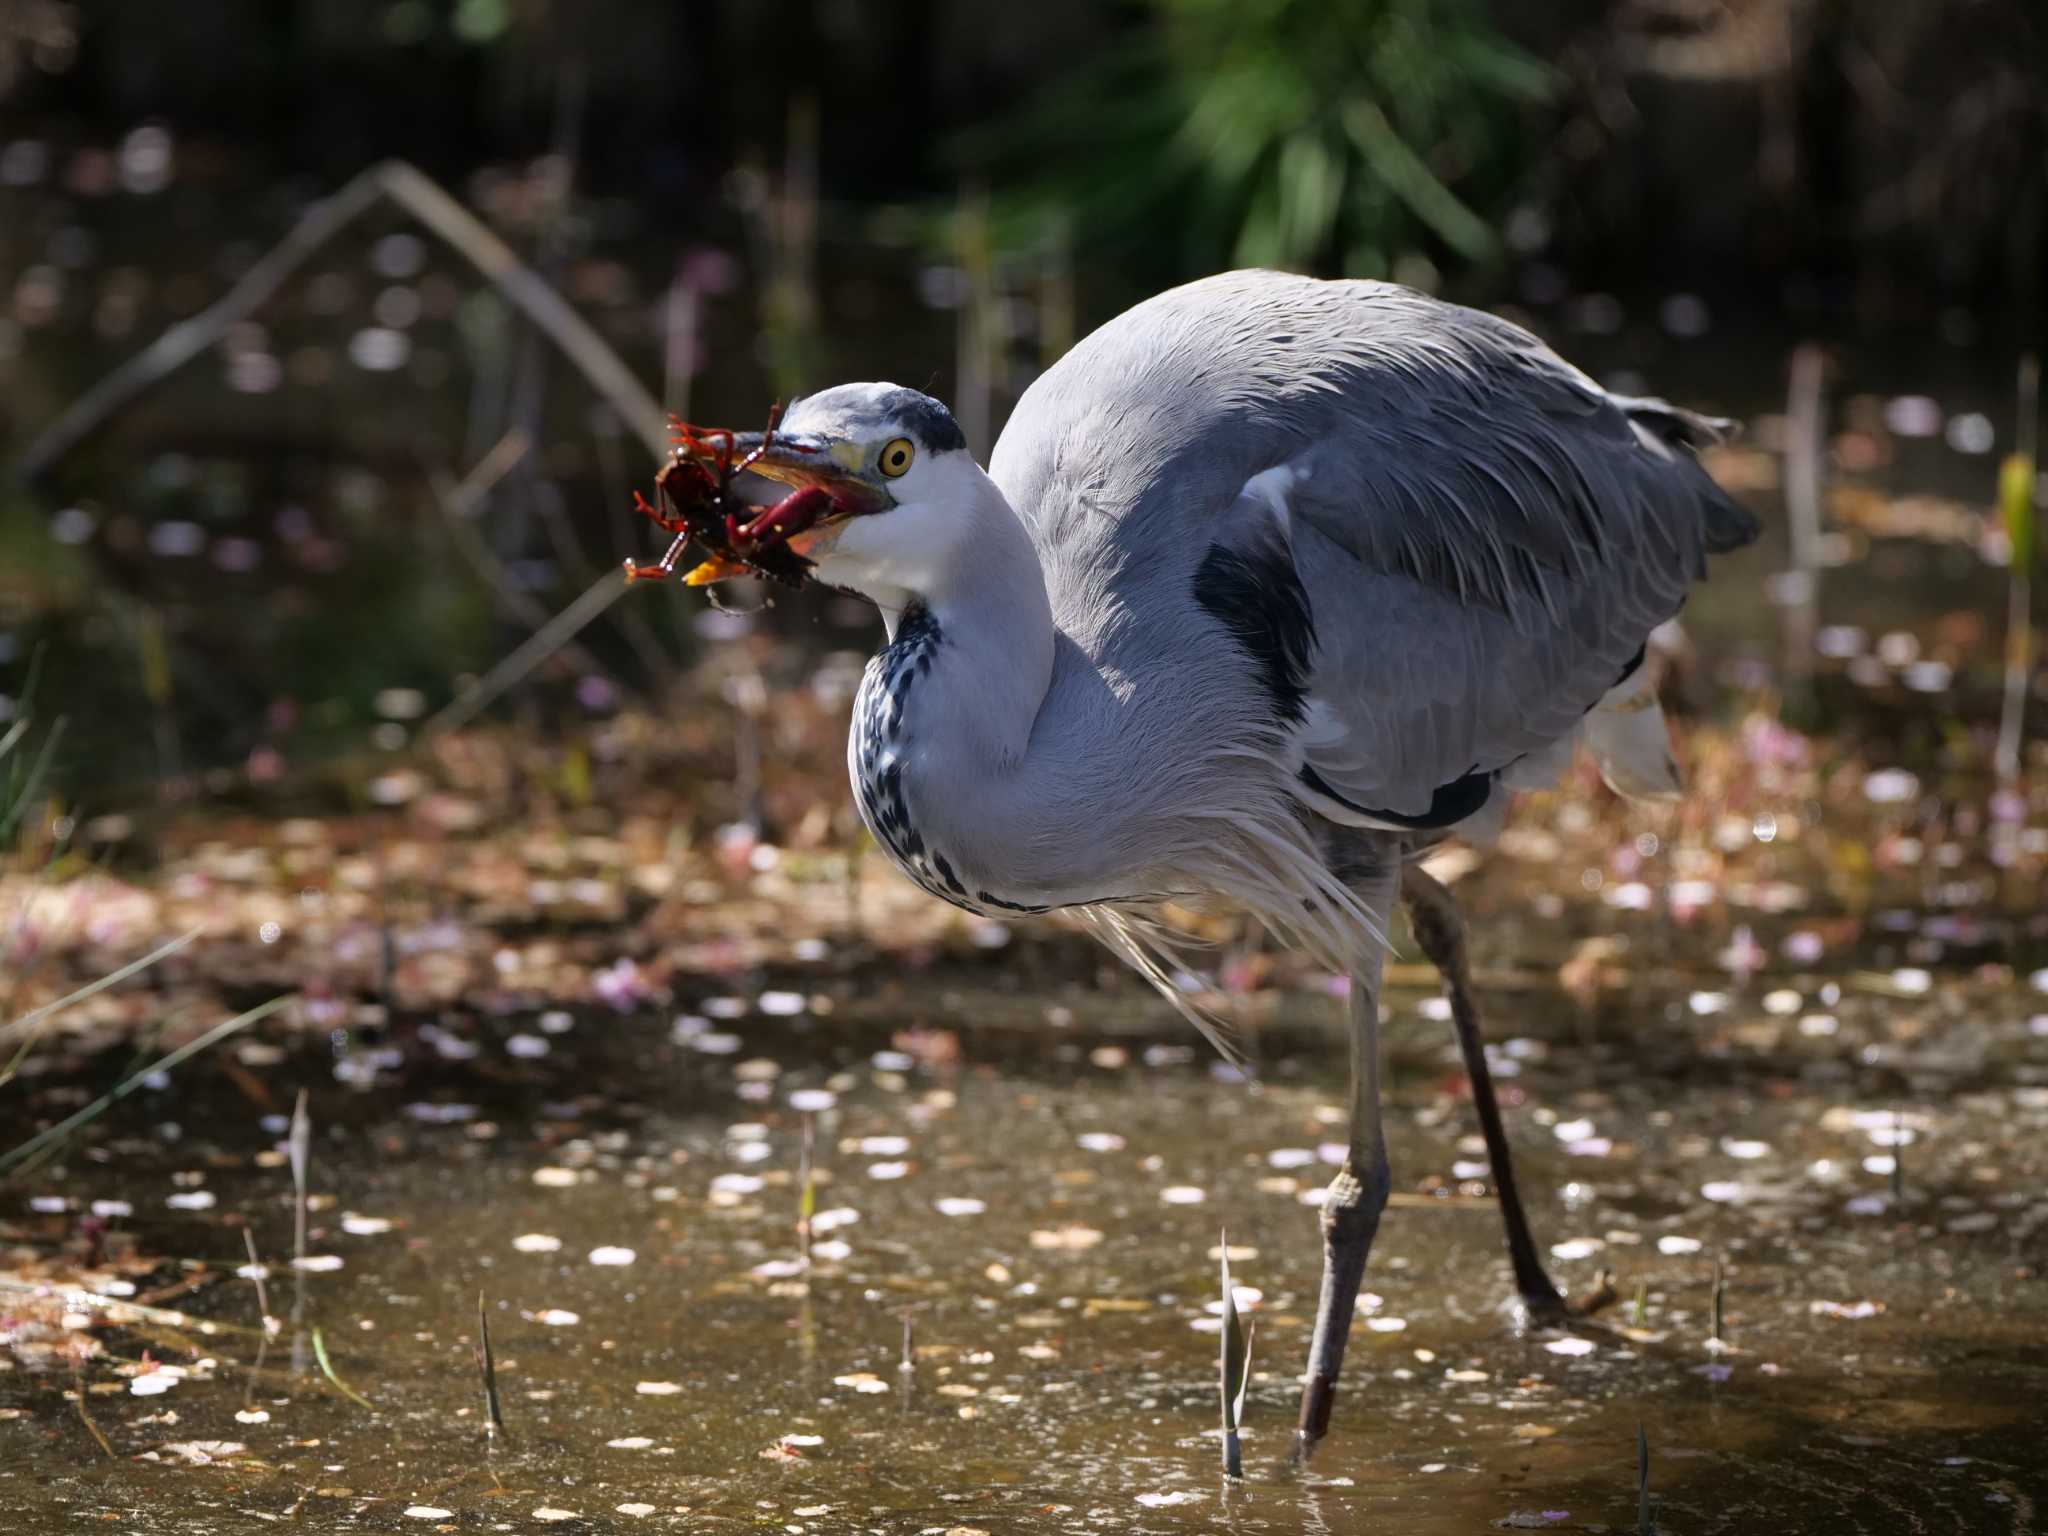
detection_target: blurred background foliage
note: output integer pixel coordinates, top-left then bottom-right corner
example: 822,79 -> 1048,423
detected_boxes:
967,0 -> 1555,281
0,0 -> 2043,810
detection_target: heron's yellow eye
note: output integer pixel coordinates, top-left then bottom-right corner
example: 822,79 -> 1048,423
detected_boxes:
878,437 -> 915,478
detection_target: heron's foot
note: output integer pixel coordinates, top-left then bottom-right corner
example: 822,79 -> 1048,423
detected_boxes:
1513,1266 -> 1618,1330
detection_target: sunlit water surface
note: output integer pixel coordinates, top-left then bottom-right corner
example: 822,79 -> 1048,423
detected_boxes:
5,969 -> 2045,1534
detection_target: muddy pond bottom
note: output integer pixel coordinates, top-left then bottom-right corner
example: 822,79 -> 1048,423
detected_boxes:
4,977 -> 2047,1534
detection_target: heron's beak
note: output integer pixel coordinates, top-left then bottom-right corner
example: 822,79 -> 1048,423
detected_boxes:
679,430 -> 886,585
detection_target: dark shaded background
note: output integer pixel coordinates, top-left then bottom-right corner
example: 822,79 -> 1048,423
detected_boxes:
1,0 -> 2044,801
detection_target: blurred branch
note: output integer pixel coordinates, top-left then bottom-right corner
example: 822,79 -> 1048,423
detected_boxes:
425,431 -> 603,682
17,159 -> 666,483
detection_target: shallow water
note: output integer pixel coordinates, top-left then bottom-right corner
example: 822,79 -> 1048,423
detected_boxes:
6,962 -> 2046,1533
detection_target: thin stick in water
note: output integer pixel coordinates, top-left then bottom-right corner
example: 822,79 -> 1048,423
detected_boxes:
475,1291 -> 505,1440
1890,1107 -> 1906,1204
1637,1421 -> 1653,1535
311,1327 -> 374,1410
288,1090 -> 311,1263
73,1367 -> 116,1459
1218,1228 -> 1251,1480
796,1112 -> 816,1272
1709,1254 -> 1726,1346
242,1228 -> 273,1334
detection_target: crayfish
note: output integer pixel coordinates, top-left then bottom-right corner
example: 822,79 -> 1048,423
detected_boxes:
623,405 -> 832,589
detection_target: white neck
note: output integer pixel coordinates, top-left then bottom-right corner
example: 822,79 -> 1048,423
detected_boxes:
818,464 -> 1056,770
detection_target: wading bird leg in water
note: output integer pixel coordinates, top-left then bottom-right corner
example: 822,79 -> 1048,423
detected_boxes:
1294,862 -> 1399,1460
1401,865 -> 1610,1322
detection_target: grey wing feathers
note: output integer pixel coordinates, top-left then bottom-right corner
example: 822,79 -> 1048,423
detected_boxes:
991,270 -> 1759,821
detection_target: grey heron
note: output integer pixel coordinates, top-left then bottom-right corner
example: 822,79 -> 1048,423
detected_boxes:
684,270 -> 1758,1454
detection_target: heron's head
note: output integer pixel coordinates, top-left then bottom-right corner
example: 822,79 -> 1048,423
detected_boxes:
720,383 -> 988,609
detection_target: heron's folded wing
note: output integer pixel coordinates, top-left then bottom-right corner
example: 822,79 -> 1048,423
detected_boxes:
1276,336 -> 1749,820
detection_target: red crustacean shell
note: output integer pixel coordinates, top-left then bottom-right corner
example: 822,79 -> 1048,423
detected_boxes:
623,407 -> 819,588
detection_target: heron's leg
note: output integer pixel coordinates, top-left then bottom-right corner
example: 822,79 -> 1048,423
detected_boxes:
1294,865 -> 1397,1459
1399,865 -> 1570,1318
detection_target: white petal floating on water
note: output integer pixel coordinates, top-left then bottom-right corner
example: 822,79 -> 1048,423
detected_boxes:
1862,1155 -> 1896,1176
759,990 -> 807,1016
1075,1132 -> 1125,1152
616,1505 -> 656,1518
1160,1186 -> 1206,1205
291,1255 -> 344,1272
1267,1147 -> 1318,1169
692,1032 -> 742,1055
535,1309 -> 580,1326
1799,1014 -> 1839,1037
856,1135 -> 910,1155
589,1246 -> 636,1267
1687,992 -> 1731,1016
532,1510 -> 579,1523
1136,1491 -> 1203,1507
1657,1235 -> 1704,1255
341,1214 -> 394,1235
811,1207 -> 859,1232
935,1197 -> 986,1217
130,1370 -> 179,1396
512,1233 -> 562,1254
403,1508 -> 454,1520
505,1033 -> 549,1058
1029,1225 -> 1104,1251
782,1433 -> 824,1446
1762,989 -> 1802,1016
753,1259 -> 806,1279
531,1167 -> 578,1188
787,1088 -> 836,1113
834,1373 -> 890,1394
1549,1238 -> 1603,1261
1845,1194 -> 1889,1216
1545,1337 -> 1596,1356
866,1162 -> 910,1181
711,1173 -> 764,1195
1366,1317 -> 1407,1332
1421,1462 -> 1448,1473
607,1436 -> 656,1449
1452,1160 -> 1489,1180
1565,1138 -> 1613,1158
1810,1299 -> 1883,1320
1701,1181 -> 1745,1203
635,1381 -> 682,1395
90,1199 -> 133,1218
812,1239 -> 852,1261
165,1191 -> 216,1211
1720,1139 -> 1771,1161
1863,768 -> 1919,804
234,1408 -> 270,1424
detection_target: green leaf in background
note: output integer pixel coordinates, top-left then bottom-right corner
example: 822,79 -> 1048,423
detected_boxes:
2000,451 -> 2036,573
967,0 -> 1553,279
